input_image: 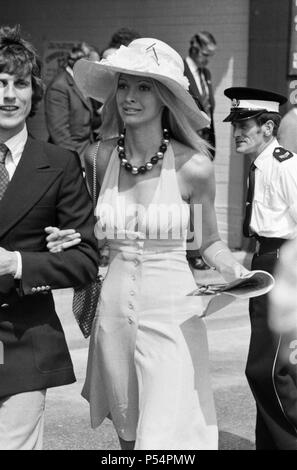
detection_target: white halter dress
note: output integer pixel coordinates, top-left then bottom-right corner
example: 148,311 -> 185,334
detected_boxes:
82,144 -> 218,450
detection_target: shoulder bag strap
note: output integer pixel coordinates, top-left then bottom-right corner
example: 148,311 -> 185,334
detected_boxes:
92,141 -> 100,209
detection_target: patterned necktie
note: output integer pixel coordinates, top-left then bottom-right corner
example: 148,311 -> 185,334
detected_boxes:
242,162 -> 256,237
0,143 -> 10,201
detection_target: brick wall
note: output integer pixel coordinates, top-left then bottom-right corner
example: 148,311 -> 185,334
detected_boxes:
3,0 -> 249,247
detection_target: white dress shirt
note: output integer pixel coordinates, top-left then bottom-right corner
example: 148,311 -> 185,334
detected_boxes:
250,138 -> 297,239
185,56 -> 205,97
185,57 -> 211,125
65,65 -> 74,78
3,125 -> 28,278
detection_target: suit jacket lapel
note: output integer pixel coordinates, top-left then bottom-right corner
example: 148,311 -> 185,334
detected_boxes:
184,60 -> 204,108
0,138 -> 62,239
66,72 -> 93,114
203,68 -> 215,112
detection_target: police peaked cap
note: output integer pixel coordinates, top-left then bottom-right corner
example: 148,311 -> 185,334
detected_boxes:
223,87 -> 287,122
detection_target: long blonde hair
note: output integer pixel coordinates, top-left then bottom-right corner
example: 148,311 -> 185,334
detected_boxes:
99,74 -> 211,158
153,80 -> 211,156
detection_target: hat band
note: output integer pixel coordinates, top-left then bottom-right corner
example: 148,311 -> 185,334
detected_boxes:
230,107 -> 267,112
231,99 -> 279,113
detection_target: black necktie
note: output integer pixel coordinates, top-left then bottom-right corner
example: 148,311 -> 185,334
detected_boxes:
198,68 -> 211,116
0,143 -> 10,201
243,162 -> 256,237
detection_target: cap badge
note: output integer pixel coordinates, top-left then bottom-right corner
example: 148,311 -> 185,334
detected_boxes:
231,98 -> 240,108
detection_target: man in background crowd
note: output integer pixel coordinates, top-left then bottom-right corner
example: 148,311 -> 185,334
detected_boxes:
45,42 -> 101,166
101,27 -> 141,59
184,31 -> 217,270
184,31 -> 217,158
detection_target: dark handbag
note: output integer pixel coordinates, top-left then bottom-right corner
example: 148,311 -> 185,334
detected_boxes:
72,271 -> 103,338
72,141 -> 102,338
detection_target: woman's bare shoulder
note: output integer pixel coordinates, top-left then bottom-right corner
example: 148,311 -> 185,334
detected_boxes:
172,140 -> 213,182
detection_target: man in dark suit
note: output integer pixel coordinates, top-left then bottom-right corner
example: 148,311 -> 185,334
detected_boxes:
184,31 -> 216,157
184,32 -> 217,270
0,25 -> 99,449
45,43 -> 100,166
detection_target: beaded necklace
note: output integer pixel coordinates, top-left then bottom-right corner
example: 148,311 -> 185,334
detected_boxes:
117,128 -> 170,175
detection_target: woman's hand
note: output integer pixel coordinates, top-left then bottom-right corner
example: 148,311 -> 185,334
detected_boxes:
45,226 -> 81,253
219,261 -> 250,283
202,241 -> 250,283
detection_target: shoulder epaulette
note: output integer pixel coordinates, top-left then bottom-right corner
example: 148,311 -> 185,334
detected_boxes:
273,147 -> 294,162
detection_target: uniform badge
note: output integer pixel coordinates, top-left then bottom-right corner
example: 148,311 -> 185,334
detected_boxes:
231,99 -> 240,108
273,147 -> 294,162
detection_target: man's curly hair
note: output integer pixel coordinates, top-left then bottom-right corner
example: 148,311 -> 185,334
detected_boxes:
0,25 -> 44,117
108,28 -> 141,48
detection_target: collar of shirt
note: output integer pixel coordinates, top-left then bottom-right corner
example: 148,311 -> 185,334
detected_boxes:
66,65 -> 74,78
5,125 -> 28,166
4,125 -> 28,179
186,56 -> 198,75
254,138 -> 279,171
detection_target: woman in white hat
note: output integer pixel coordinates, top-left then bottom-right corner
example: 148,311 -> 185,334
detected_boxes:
46,38 -> 249,450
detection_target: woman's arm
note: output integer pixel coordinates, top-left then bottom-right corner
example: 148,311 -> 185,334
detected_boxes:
187,153 -> 249,281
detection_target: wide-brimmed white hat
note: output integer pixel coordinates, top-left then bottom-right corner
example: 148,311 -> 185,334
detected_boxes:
74,37 -> 210,130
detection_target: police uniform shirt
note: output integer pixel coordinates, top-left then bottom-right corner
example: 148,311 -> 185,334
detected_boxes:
250,138 -> 297,239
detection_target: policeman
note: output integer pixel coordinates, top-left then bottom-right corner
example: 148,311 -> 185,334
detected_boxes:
224,87 -> 297,450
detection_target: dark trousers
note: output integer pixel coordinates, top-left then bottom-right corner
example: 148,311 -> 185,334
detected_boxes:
245,250 -> 297,450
